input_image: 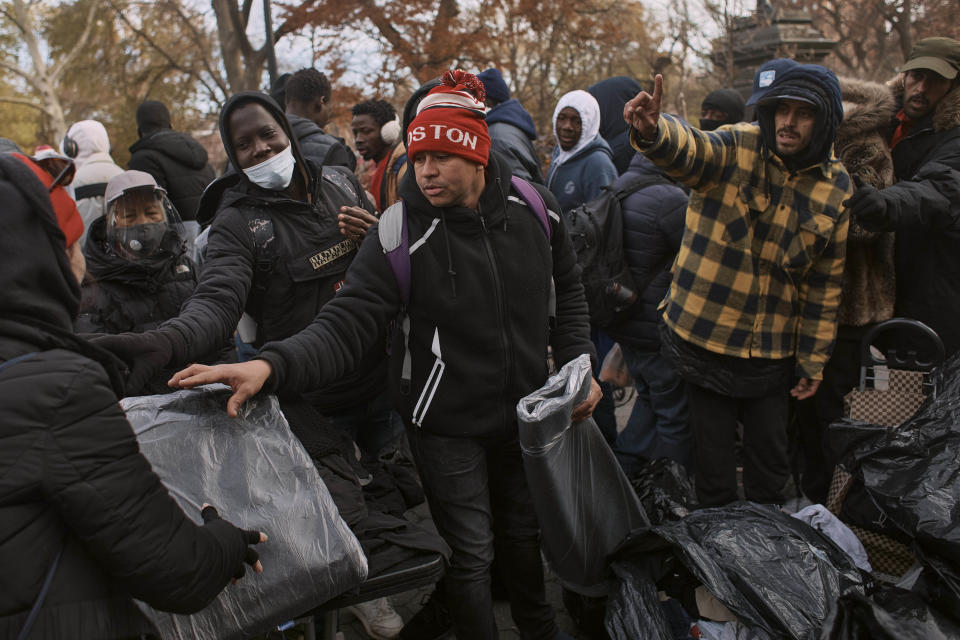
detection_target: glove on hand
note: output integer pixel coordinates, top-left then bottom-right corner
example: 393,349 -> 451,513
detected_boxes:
88,330 -> 180,396
201,505 -> 265,580
843,178 -> 892,231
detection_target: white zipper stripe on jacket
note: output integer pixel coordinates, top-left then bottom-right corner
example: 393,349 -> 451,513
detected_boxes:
507,195 -> 560,223
413,328 -> 445,426
410,218 -> 440,255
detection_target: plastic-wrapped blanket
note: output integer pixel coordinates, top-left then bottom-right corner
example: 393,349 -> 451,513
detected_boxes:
122,386 -> 368,639
517,354 -> 650,596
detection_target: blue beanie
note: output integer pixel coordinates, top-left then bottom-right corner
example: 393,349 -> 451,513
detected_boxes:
477,68 -> 510,104
746,58 -> 800,107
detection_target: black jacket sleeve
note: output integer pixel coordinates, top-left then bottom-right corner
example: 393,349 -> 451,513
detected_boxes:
538,185 -> 597,370
160,206 -> 256,364
42,355 -> 247,613
881,159 -> 960,230
257,222 -> 401,393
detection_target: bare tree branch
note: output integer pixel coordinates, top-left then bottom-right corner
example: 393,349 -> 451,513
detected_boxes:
50,0 -> 101,81
0,94 -> 44,110
0,58 -> 40,90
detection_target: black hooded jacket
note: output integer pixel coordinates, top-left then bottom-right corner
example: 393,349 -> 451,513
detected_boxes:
287,113 -> 357,171
161,91 -> 383,412
77,215 -> 197,337
0,155 -> 250,639
257,152 -> 596,437
129,129 -> 216,221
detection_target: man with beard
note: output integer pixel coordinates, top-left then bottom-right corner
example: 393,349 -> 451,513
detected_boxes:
351,99 -> 406,211
624,65 -> 851,507
169,70 -> 598,640
844,37 -> 960,357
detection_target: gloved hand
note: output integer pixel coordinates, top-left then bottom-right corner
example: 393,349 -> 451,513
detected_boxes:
843,178 -> 892,231
88,330 -> 180,396
200,504 -> 267,581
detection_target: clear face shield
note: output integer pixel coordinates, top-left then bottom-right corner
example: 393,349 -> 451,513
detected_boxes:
105,186 -> 185,262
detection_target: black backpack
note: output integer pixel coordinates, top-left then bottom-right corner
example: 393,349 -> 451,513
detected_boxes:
565,174 -> 672,328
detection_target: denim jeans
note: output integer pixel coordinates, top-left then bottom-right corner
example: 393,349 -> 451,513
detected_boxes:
616,345 -> 692,475
323,391 -> 405,459
406,427 -> 558,640
591,329 -> 619,445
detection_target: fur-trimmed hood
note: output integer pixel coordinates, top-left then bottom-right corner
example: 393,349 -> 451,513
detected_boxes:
889,75 -> 960,132
839,78 -> 897,140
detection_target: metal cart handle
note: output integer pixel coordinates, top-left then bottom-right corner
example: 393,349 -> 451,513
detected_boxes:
860,317 -> 945,371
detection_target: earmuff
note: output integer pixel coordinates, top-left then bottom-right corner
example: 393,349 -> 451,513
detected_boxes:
380,116 -> 402,146
62,129 -> 79,158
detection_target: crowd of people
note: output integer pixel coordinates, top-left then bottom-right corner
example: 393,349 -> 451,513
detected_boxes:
2,33 -> 960,640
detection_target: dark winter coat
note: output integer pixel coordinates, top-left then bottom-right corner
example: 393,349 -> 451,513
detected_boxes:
161,92 -> 384,413
588,76 -> 645,174
0,154 -> 249,640
287,113 -> 357,172
546,134 -> 618,214
485,99 -> 544,183
77,216 -> 197,335
834,77 -> 897,327
880,79 -> 960,354
129,129 -> 216,221
605,153 -> 687,352
257,152 -> 596,438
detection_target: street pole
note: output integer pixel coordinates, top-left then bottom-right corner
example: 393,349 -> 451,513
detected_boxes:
263,0 -> 278,86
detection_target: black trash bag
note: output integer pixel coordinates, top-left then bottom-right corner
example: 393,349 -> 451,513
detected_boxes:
913,547 -> 960,622
819,587 -> 960,639
844,352 -> 960,566
517,354 -> 650,597
123,386 -> 368,639
612,503 -> 865,640
629,458 -> 698,524
604,562 -> 673,640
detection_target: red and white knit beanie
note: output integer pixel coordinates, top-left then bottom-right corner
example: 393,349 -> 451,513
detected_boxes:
406,70 -> 491,166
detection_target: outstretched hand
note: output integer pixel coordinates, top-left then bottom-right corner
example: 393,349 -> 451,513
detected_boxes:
169,360 -> 273,417
623,74 -> 664,142
339,205 -> 378,243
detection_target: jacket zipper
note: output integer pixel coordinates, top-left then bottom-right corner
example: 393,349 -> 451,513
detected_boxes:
478,205 -> 513,431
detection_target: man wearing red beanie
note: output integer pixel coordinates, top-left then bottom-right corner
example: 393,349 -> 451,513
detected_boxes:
168,70 -> 599,640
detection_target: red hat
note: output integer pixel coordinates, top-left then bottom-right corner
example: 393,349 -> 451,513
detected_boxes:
12,153 -> 83,248
406,70 -> 491,167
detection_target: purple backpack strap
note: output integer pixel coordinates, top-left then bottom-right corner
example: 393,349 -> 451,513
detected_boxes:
379,201 -> 411,306
510,176 -> 552,241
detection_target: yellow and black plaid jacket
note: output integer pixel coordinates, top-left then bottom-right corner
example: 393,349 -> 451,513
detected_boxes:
632,115 -> 852,380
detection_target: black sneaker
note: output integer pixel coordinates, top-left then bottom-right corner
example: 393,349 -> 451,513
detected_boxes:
398,590 -> 452,640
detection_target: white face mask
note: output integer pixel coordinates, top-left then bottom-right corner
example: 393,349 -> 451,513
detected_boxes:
242,144 -> 295,190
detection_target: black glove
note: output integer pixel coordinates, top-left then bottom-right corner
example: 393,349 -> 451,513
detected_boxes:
843,180 -> 892,231
201,505 -> 265,580
88,330 -> 178,396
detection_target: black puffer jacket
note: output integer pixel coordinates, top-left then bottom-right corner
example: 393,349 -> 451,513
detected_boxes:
605,153 -> 687,351
287,113 -> 357,172
0,154 -> 250,639
258,152 -> 596,437
879,81 -> 960,355
77,216 -> 197,335
129,130 -> 216,221
162,92 -> 384,412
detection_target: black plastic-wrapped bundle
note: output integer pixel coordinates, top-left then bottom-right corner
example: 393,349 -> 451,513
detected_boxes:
610,503 -> 866,640
820,587 -> 960,639
517,354 -> 650,596
842,352 -> 960,566
123,386 -> 368,639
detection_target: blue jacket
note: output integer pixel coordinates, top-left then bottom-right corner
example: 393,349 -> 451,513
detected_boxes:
546,134 -> 617,214
486,99 -> 544,183
605,153 -> 688,351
